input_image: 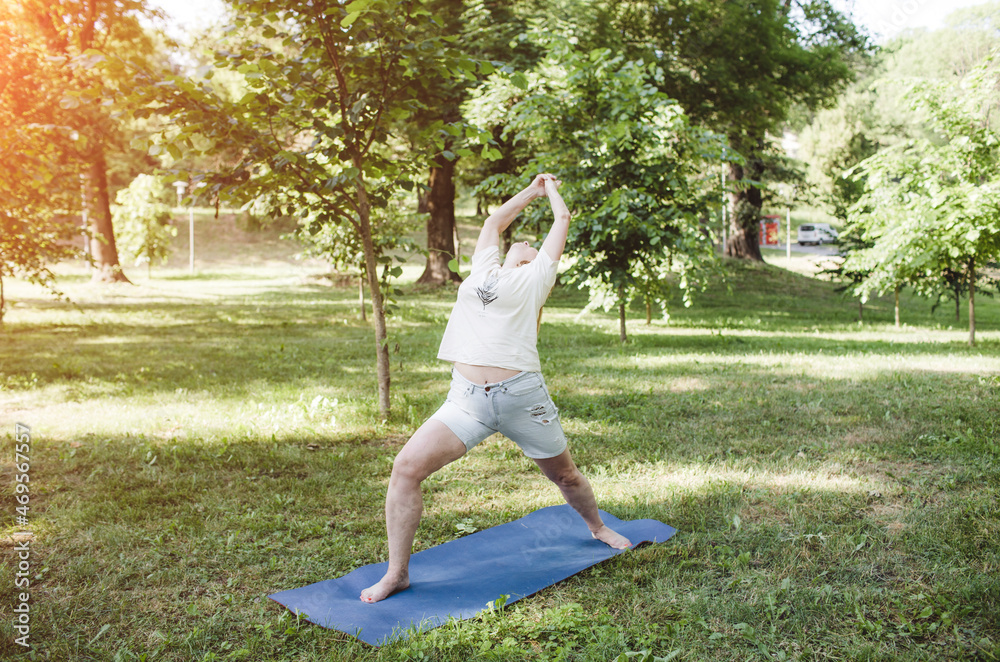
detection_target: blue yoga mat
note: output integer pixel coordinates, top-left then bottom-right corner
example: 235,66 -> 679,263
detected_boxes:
269,505 -> 676,646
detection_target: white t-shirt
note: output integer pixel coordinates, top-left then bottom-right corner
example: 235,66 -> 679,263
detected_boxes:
437,245 -> 559,372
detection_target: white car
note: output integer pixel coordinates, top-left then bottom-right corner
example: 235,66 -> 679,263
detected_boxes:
797,223 -> 838,245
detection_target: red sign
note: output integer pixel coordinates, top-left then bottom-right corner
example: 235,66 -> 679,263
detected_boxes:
759,215 -> 780,246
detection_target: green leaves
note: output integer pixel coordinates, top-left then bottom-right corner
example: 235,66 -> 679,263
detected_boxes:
843,52 -> 1000,344
112,175 -> 177,271
510,72 -> 529,91
487,32 -> 722,339
480,145 -> 502,161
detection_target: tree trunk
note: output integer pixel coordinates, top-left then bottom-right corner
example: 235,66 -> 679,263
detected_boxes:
501,226 -> 514,256
724,144 -> 764,261
968,259 -> 976,347
416,154 -> 462,285
0,272 -> 5,327
646,295 -> 652,325
355,173 -> 391,417
955,292 -> 960,323
80,174 -> 90,256
858,299 -> 863,322
618,284 -> 627,343
894,285 -> 900,328
85,148 -> 130,283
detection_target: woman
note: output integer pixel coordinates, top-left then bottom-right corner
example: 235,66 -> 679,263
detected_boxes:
361,173 -> 630,603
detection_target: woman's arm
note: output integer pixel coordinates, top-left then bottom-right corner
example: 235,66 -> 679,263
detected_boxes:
540,177 -> 570,261
474,174 -> 548,254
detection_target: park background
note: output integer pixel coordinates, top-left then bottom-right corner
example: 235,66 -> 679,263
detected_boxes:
2,1 -> 999,660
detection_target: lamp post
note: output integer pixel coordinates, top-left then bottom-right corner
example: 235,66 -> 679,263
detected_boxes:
785,183 -> 796,268
786,206 -> 791,266
172,181 -> 194,273
780,134 -> 799,268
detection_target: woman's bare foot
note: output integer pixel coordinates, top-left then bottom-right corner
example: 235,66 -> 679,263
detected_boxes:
359,571 -> 410,603
591,525 -> 632,550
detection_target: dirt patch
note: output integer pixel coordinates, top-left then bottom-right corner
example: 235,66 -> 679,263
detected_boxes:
300,272 -> 359,289
869,502 -> 908,535
849,459 -> 951,483
669,377 -> 710,393
738,495 -> 795,528
360,434 -> 408,450
843,427 -> 885,447
0,531 -> 34,547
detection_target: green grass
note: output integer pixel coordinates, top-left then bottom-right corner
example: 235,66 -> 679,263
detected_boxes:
1,214 -> 999,661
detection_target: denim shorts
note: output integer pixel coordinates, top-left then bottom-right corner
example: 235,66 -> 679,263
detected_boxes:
429,369 -> 568,459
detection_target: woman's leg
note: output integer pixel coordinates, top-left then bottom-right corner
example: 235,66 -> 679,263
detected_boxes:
360,420 -> 466,603
533,449 -> 632,549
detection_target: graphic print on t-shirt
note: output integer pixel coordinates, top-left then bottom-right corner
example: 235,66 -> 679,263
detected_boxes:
475,272 -> 500,309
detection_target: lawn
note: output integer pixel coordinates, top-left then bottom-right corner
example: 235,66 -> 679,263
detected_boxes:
1,213 -> 998,661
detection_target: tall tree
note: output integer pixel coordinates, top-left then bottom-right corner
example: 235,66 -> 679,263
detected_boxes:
0,29 -> 80,324
842,54 -> 1000,346
8,0 -> 164,283
112,174 -> 176,278
138,0 -> 489,416
800,86 -> 881,317
1,5 -> 97,319
415,0 -> 543,285
471,31 -> 724,341
586,0 -> 871,260
803,3 -> 1000,321
411,0 -> 465,285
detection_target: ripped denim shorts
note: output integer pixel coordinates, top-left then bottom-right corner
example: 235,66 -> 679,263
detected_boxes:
428,368 -> 567,459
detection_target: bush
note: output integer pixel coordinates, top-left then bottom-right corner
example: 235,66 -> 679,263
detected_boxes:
112,174 -> 175,276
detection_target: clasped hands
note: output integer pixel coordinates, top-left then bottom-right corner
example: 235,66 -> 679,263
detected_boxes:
528,173 -> 562,199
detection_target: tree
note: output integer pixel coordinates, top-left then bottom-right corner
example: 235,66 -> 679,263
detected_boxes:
843,53 -> 1000,346
7,0 -> 167,284
471,31 -> 723,342
802,4 -> 1000,322
137,0 -> 491,416
112,174 -> 176,278
0,105 -> 81,322
886,3 -> 1000,82
587,0 -> 872,260
407,0 -> 480,286
801,87 -> 881,319
417,151 -> 463,285
415,0 -> 550,285
931,267 -> 997,325
0,12 -> 85,324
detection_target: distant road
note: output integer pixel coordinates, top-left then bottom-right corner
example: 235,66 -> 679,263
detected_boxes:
771,243 -> 840,256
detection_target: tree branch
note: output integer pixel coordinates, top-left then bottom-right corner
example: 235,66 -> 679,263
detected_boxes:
317,20 -> 354,146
